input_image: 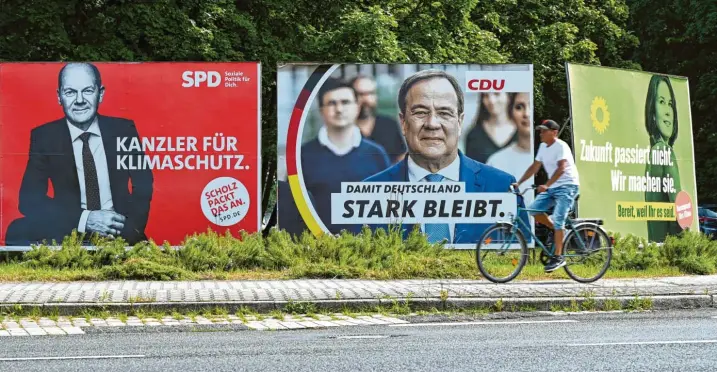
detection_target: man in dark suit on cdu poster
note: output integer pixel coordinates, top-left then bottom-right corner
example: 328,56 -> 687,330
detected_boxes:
5,62 -> 154,245
363,69 -> 529,244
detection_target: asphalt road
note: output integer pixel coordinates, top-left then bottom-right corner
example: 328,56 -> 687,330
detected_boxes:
3,310 -> 717,371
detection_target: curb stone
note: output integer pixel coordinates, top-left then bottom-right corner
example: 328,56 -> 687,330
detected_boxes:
444,295 -> 713,311
0,294 -> 712,316
0,314 -> 410,337
81,323 -> 251,334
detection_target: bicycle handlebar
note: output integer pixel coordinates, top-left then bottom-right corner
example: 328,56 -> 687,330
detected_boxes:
509,184 -> 538,196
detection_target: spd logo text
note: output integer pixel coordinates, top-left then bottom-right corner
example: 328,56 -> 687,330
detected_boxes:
182,71 -> 222,87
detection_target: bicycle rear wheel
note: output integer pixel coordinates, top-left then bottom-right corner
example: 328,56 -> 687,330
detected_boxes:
475,223 -> 528,283
563,223 -> 612,283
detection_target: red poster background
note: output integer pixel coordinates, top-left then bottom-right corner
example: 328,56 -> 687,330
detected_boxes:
0,62 -> 261,245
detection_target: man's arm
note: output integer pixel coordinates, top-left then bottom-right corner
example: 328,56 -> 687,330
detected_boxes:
514,160 -> 542,187
119,121 -> 154,244
18,128 -> 84,240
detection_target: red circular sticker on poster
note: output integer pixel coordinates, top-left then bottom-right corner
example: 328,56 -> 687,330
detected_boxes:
675,191 -> 694,229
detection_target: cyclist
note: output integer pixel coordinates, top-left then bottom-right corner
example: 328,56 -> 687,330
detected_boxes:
511,119 -> 580,272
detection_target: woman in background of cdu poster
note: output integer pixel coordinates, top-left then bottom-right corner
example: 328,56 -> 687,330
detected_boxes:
486,92 -> 534,207
464,92 -> 517,163
644,74 -> 682,242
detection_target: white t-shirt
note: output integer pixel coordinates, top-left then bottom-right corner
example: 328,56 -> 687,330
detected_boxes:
536,139 -> 580,188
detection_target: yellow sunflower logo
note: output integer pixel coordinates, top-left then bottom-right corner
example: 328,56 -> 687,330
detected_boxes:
590,96 -> 610,134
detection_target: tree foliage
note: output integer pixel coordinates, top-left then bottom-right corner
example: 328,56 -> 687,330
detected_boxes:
473,0 -> 639,137
0,0 -> 713,211
627,0 -> 717,202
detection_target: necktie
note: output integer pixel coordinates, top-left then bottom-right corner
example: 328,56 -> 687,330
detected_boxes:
79,132 -> 101,210
423,173 -> 451,243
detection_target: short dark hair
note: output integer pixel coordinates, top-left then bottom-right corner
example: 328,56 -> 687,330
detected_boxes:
645,74 -> 678,147
58,62 -> 102,90
317,77 -> 357,107
348,74 -> 373,87
397,69 -> 463,115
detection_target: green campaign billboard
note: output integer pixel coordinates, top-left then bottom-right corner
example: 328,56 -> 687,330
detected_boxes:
567,63 -> 698,243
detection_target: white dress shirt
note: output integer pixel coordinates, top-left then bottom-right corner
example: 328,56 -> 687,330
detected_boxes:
406,154 -> 461,242
317,125 -> 362,156
67,119 -> 114,233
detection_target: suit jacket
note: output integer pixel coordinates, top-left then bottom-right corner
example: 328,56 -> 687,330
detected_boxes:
16,115 -> 154,245
357,151 -> 530,244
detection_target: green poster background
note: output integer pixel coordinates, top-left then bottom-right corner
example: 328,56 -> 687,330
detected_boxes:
567,63 -> 698,242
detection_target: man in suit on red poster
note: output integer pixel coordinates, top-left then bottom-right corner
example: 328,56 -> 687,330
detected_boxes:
5,62 -> 154,245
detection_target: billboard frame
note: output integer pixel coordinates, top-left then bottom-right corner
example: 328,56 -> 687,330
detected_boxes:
0,61 -> 264,251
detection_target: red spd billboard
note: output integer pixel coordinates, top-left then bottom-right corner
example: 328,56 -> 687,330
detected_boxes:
0,62 -> 261,247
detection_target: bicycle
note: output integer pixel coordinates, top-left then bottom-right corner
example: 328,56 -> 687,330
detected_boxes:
475,185 -> 613,283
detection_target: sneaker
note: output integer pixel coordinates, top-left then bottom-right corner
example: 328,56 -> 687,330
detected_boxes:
544,256 -> 566,272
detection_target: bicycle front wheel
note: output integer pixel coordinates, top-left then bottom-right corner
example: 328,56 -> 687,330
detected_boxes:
475,223 -> 528,283
563,223 -> 613,283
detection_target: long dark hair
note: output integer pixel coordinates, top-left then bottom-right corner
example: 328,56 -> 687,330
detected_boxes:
507,93 -> 522,119
471,92 -> 513,129
645,74 -> 679,147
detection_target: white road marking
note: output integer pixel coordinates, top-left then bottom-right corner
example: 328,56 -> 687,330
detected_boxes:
336,335 -> 390,339
389,319 -> 579,327
567,340 -> 717,347
0,355 -> 146,362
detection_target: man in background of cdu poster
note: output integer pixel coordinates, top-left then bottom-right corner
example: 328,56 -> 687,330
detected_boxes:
363,69 -> 528,244
350,75 -> 408,164
300,77 -> 390,234
5,62 -> 154,245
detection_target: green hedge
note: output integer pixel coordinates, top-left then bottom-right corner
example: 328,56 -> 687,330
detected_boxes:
610,230 -> 717,275
14,226 -> 472,280
5,226 -> 716,280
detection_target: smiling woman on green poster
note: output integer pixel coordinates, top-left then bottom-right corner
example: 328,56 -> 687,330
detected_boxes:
644,74 -> 682,241
567,63 -> 698,243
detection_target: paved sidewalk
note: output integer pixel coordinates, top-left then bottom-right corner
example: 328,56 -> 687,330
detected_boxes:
1,275 -> 716,313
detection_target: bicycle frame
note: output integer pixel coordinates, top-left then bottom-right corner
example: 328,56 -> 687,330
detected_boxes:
491,188 -> 600,259
476,186 -> 613,284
